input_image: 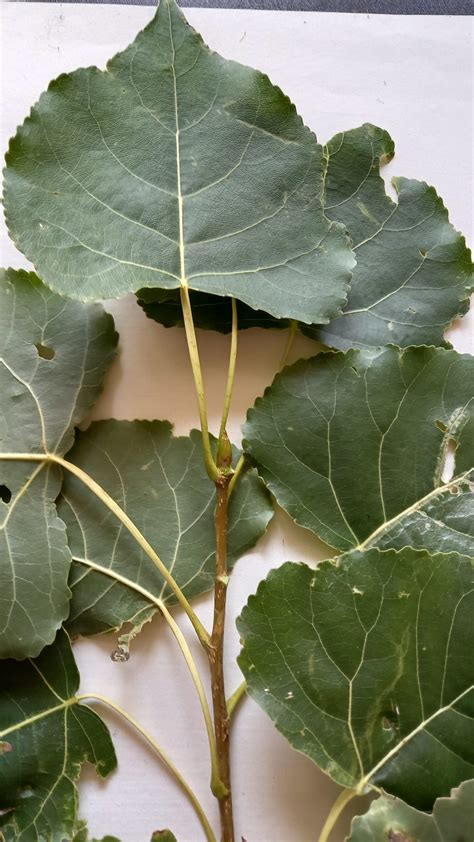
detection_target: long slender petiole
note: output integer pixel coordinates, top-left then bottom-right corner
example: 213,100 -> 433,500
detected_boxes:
77,693 -> 217,842
219,298 -> 238,443
228,453 -> 246,498
226,680 -> 247,720
71,555 -> 223,797
158,601 -> 226,799
317,787 -> 358,842
0,452 -> 210,648
228,311 -> 296,499
180,286 -> 219,482
278,319 -> 298,371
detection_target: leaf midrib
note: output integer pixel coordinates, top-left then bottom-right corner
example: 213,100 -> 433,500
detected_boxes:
168,3 -> 186,289
356,684 -> 474,794
356,470 -> 471,552
0,698 -> 76,739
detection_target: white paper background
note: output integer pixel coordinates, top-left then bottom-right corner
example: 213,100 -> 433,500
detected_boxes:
1,4 -> 473,841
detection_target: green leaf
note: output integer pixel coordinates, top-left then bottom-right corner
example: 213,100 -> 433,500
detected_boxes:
0,628 -> 117,842
322,124 -> 395,252
138,124 -> 472,349
237,548 -> 474,810
305,124 -> 473,349
3,0 -> 353,324
72,821 -> 121,842
151,832 -> 177,842
58,421 -> 272,640
348,779 -> 474,841
137,288 -> 288,333
0,269 -> 117,658
243,346 -> 473,553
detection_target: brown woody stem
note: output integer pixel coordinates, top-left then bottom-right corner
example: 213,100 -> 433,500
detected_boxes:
208,469 -> 235,842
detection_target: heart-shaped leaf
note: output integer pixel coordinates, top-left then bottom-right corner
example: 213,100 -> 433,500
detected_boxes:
3,0 -> 353,324
347,779 -> 474,841
237,548 -> 474,810
0,269 -> 117,658
0,629 -> 117,842
58,421 -> 272,641
243,346 -> 473,554
138,125 -> 472,350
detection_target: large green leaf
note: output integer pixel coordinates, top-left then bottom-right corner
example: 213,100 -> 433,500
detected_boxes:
0,269 -> 117,658
243,346 -> 474,554
138,125 -> 472,349
58,421 -> 272,641
3,0 -> 353,323
237,548 -> 474,810
0,629 -> 117,842
348,779 -> 474,842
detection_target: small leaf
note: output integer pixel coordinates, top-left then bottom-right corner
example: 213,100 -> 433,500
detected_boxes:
72,821 -> 121,842
3,0 -> 353,324
0,629 -> 117,842
237,548 -> 474,810
0,269 -> 117,658
306,125 -> 473,349
347,779 -> 474,841
151,831 -> 177,842
59,421 -> 272,640
243,346 -> 473,553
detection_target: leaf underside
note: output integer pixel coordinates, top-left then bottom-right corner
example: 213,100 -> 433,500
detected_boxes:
237,548 -> 474,810
138,287 -> 290,334
347,778 -> 474,841
3,0 -> 353,324
139,124 -> 473,350
0,629 -> 116,842
243,345 -> 474,554
0,268 -> 117,658
59,420 -> 273,640
304,126 -> 473,350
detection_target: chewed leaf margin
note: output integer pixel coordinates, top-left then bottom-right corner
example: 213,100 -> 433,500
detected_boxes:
0,629 -> 117,842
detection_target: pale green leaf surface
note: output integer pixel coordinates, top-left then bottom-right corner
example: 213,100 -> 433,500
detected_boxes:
243,346 -> 474,553
138,124 -> 472,349
0,629 -> 117,842
315,125 -> 473,349
371,472 -> 474,558
348,779 -> 474,842
0,269 -> 117,658
3,0 -> 353,323
237,548 -> 474,810
322,124 -> 395,251
58,421 -> 273,638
